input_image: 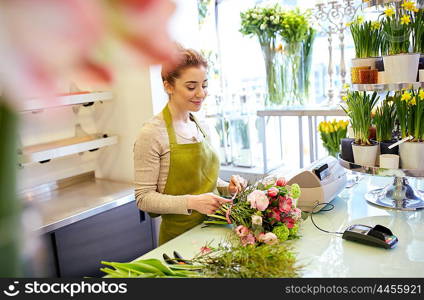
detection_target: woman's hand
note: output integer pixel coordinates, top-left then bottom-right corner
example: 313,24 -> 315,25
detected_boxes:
228,175 -> 247,195
187,193 -> 232,215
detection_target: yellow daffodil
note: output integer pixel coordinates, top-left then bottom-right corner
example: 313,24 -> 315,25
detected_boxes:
419,90 -> 424,100
402,1 -> 417,11
342,95 -> 348,101
356,16 -> 364,24
400,15 -> 411,25
346,21 -> 353,27
343,83 -> 350,90
371,21 -> 381,30
401,91 -> 412,101
384,8 -> 395,17
410,97 -> 417,106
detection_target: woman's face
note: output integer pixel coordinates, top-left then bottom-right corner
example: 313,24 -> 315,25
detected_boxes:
166,66 -> 208,112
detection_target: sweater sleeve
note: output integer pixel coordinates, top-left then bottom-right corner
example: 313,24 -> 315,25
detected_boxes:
133,122 -> 191,215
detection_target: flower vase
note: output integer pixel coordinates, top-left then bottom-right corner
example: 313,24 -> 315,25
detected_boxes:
282,42 -> 303,106
260,42 -> 281,107
352,142 -> 378,167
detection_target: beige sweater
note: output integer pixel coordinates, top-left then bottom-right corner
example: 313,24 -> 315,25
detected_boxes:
134,112 -> 230,215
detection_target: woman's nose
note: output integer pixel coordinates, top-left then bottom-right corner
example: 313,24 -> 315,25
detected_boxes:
196,88 -> 206,98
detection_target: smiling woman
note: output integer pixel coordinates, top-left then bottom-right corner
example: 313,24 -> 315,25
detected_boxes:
133,46 -> 247,245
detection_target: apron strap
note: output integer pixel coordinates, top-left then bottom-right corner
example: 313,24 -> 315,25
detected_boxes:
189,113 -> 207,139
162,104 -> 177,144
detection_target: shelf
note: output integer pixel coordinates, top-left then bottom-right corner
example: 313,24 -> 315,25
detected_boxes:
21,134 -> 118,164
338,155 -> 424,177
22,91 -> 113,112
351,82 -> 424,92
362,0 -> 402,8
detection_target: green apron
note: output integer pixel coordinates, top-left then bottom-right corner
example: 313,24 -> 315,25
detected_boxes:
157,104 -> 220,245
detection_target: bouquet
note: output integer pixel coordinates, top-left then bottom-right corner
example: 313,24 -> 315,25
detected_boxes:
204,176 -> 302,246
318,119 -> 349,157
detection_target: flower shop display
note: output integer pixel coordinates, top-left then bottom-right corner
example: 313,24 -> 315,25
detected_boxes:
240,5 -> 283,106
372,95 -> 398,155
204,176 -> 302,246
380,3 -> 421,83
341,91 -> 379,166
318,119 -> 349,157
240,5 -> 313,107
394,89 -> 424,169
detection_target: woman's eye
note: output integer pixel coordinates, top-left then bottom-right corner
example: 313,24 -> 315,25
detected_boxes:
187,86 -> 195,91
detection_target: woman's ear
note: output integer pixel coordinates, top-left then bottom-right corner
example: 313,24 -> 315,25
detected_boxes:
163,80 -> 174,96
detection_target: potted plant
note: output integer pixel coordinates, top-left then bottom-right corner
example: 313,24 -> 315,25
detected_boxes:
410,5 -> 424,80
341,91 -> 379,166
381,4 -> 420,83
348,17 -> 383,69
395,89 -> 424,169
318,119 -> 349,158
372,94 -> 398,155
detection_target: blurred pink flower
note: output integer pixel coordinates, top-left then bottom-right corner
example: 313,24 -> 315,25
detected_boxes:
278,196 -> 292,214
267,187 -> 279,198
283,217 -> 295,229
276,177 -> 287,187
241,233 -> 256,246
247,190 -> 269,211
200,246 -> 212,255
235,225 -> 249,237
258,232 -> 278,245
290,207 -> 302,221
269,207 -> 281,223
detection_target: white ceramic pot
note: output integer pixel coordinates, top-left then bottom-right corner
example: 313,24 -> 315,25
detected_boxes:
419,69 -> 424,82
379,154 -> 399,169
351,57 -> 377,69
378,71 -> 386,84
352,143 -> 378,167
399,142 -> 424,169
383,53 -> 420,83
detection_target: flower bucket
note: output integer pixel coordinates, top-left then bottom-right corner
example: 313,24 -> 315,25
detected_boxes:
383,53 -> 420,83
399,142 -> 424,169
380,140 -> 399,155
341,138 -> 355,162
351,57 -> 378,69
352,142 -> 378,167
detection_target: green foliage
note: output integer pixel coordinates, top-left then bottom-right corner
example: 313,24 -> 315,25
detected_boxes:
341,91 -> 379,146
349,18 -> 383,58
279,9 -> 311,53
411,9 -> 424,53
272,225 -> 290,242
192,241 -> 301,278
394,89 -> 424,141
380,15 -> 411,55
373,95 -> 396,142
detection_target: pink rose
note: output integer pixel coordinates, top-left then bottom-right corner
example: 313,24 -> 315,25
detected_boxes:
278,196 -> 292,214
283,217 -> 295,229
258,232 -> 278,245
241,233 -> 256,246
290,207 -> 302,221
247,190 -> 269,211
267,187 -> 279,197
235,225 -> 249,237
276,177 -> 287,187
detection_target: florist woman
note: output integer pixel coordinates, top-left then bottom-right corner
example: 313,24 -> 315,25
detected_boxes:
134,46 -> 246,245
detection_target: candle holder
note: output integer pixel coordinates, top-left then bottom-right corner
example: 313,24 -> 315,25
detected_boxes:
314,0 -> 360,106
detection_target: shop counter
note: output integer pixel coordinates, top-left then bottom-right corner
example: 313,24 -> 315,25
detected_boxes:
137,175 -> 424,277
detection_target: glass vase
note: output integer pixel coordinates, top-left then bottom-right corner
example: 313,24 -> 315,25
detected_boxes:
282,42 -> 303,106
260,41 -> 281,107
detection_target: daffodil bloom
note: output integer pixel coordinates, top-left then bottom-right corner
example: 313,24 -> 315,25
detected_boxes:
384,8 -> 395,17
401,92 -> 412,101
346,21 -> 353,27
401,1 -> 416,11
410,97 -> 417,106
343,83 -> 350,90
400,15 -> 411,25
419,90 -> 424,100
371,21 -> 381,30
342,95 -> 348,101
356,16 -> 364,24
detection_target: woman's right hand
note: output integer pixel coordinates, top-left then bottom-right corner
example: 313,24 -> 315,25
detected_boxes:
187,193 -> 232,215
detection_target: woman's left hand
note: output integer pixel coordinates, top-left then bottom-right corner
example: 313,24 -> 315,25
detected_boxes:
228,175 -> 247,195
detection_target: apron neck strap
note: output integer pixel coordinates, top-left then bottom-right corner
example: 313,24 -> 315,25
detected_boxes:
162,104 -> 177,144
162,104 -> 208,143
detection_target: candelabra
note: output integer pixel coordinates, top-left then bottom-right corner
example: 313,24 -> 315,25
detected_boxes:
314,0 -> 360,106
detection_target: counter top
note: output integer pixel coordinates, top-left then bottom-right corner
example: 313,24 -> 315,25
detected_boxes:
138,175 -> 424,277
24,177 -> 135,234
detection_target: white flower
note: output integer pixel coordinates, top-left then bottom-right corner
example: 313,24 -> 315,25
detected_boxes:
252,13 -> 258,19
260,23 -> 267,30
270,15 -> 275,21
252,215 -> 263,226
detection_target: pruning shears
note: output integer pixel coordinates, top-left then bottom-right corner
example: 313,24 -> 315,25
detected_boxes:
162,251 -> 192,265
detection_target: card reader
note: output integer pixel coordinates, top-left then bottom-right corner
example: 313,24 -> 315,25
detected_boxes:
342,224 -> 398,249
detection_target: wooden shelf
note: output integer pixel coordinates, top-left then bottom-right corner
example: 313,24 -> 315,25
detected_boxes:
21,134 -> 118,164
351,82 -> 424,92
362,0 -> 402,8
22,91 -> 113,112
